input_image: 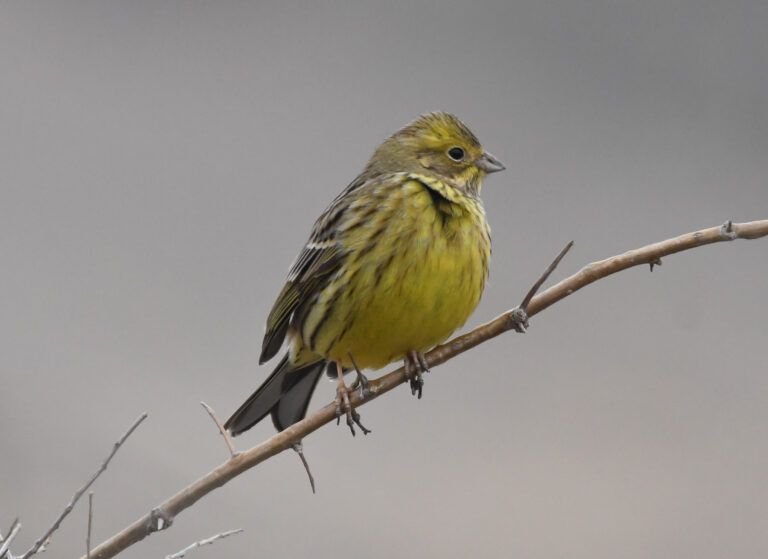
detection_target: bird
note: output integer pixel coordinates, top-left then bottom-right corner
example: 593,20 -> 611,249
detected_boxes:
224,112 -> 505,437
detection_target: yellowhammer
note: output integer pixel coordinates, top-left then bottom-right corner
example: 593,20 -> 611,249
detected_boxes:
225,112 -> 505,436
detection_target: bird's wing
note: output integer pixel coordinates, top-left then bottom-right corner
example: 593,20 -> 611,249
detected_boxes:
259,172 -> 376,364
259,245 -> 344,363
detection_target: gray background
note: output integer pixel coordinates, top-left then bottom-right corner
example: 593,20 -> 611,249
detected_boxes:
2,2 -> 767,558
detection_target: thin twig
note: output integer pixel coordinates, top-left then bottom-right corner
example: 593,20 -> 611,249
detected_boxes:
292,442 -> 316,494
506,240 -> 574,333
164,529 -> 243,559
0,517 -> 18,545
82,219 -> 768,559
200,402 -> 238,459
86,493 -> 94,559
0,519 -> 21,559
19,413 -> 147,559
519,241 -> 574,310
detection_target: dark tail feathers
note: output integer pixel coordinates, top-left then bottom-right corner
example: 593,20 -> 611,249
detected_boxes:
224,356 -> 325,436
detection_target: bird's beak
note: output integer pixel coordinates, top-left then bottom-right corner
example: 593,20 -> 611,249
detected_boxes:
476,151 -> 505,173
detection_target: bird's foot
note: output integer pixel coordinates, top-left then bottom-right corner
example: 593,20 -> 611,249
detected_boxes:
334,369 -> 370,436
404,350 -> 429,399
508,306 -> 530,333
350,370 -> 372,399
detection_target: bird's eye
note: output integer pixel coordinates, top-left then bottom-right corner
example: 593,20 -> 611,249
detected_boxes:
447,147 -> 465,162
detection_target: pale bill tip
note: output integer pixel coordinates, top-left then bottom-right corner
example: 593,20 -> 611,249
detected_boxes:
477,152 -> 505,173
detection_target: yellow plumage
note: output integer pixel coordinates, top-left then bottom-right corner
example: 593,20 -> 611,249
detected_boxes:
225,112 -> 504,436
302,175 -> 490,370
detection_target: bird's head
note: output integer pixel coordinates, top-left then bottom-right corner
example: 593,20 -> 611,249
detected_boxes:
366,112 -> 505,194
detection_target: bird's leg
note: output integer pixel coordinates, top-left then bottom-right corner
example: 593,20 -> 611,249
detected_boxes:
403,350 -> 429,399
333,361 -> 352,433
334,360 -> 370,436
347,352 -> 371,399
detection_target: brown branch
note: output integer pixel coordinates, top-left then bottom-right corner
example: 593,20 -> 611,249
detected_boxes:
18,413 -> 147,559
82,219 -> 768,559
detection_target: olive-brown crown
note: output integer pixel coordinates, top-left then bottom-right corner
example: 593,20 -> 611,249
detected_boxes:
364,112 -> 499,193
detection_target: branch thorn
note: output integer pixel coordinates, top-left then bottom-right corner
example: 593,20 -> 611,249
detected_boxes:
720,220 -> 737,240
200,402 -> 239,459
148,508 -> 173,533
292,442 -> 316,494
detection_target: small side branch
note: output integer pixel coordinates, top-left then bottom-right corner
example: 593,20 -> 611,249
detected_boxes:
519,240 -> 574,311
19,412 -> 147,559
200,402 -> 238,459
0,519 -> 21,558
86,493 -> 94,559
164,529 -> 243,559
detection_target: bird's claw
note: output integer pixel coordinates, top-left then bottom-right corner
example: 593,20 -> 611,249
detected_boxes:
410,374 -> 424,399
350,408 -> 371,435
404,351 -> 429,399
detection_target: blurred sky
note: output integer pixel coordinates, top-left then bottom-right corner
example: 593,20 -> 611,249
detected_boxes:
1,2 -> 767,558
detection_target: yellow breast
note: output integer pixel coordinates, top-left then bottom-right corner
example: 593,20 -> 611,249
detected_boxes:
299,178 -> 490,370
